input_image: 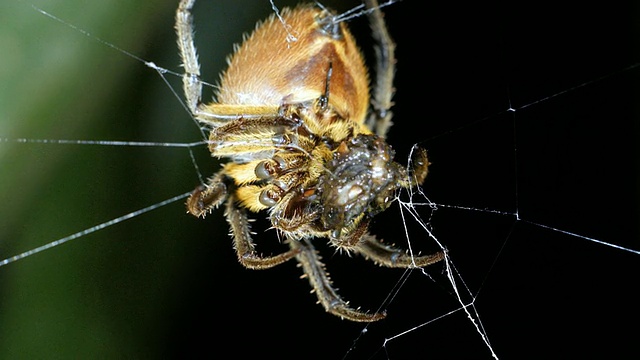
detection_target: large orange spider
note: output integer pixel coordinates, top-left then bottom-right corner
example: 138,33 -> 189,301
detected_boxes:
176,0 -> 444,322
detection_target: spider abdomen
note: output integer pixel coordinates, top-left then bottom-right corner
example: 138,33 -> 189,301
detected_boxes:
213,5 -> 370,127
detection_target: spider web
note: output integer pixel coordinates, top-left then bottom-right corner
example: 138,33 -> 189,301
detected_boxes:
1,0 -> 638,358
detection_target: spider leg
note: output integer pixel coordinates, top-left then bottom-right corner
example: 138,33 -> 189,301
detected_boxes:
186,171 -> 229,218
336,219 -> 444,268
289,237 -> 386,322
176,0 -> 243,126
364,0 -> 396,138
176,0 -> 203,117
225,194 -> 299,269
399,146 -> 430,189
356,234 -> 445,268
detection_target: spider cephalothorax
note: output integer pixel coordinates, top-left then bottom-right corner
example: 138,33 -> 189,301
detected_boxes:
177,0 -> 443,322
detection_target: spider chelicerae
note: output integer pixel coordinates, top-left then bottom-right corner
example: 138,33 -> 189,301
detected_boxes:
177,0 -> 444,322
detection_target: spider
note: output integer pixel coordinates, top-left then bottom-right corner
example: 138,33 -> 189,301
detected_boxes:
176,0 -> 444,322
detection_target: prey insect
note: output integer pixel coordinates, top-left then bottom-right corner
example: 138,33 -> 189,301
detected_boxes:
177,0 -> 444,322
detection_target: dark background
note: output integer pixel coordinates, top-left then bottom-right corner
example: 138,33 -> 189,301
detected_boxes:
1,0 -> 638,358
